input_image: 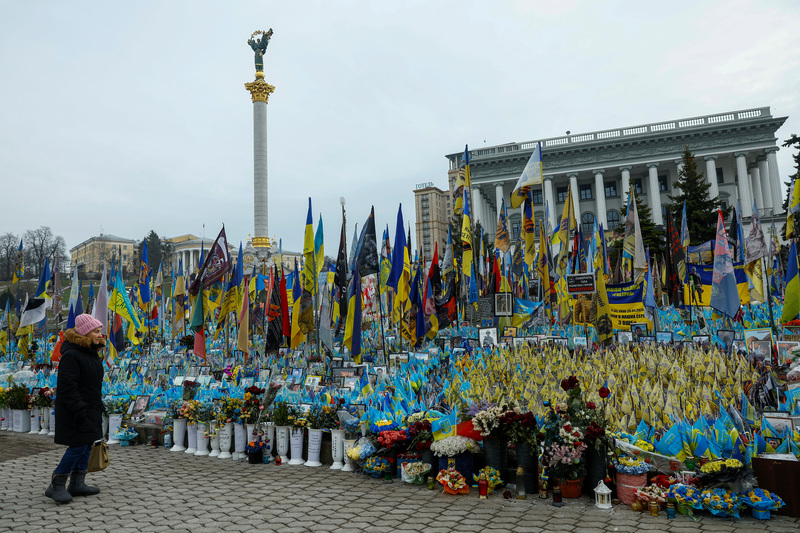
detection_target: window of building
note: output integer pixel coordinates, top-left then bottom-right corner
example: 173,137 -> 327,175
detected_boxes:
580,183 -> 593,200
557,187 -> 569,203
581,212 -> 595,235
511,220 -> 521,241
607,210 -> 621,231
532,189 -> 543,205
658,175 -> 669,193
717,168 -> 724,184
633,179 -> 643,195
661,206 -> 668,222
605,181 -> 617,198
720,201 -> 728,210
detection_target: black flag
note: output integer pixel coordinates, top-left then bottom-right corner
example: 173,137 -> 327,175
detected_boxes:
355,206 -> 379,277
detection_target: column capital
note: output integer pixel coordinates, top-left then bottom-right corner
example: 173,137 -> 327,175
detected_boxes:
756,154 -> 768,163
748,162 -> 760,171
674,159 -> 685,166
543,175 -> 554,182
618,165 -> 632,172
733,151 -> 749,158
763,147 -> 779,155
591,168 -> 606,175
244,79 -> 276,103
646,162 -> 660,169
703,155 -> 718,161
567,173 -> 579,179
494,182 -> 504,190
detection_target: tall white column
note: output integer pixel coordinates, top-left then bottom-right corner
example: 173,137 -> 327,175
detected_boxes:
472,187 -> 483,230
544,176 -> 555,231
568,173 -> 580,221
757,156 -> 773,212
646,163 -> 663,225
253,100 -> 269,241
749,164 -> 763,211
620,166 -> 631,202
495,183 -> 504,225
704,156 -> 719,199
674,159 -> 685,197
734,152 -> 752,215
765,148 -> 784,214
593,169 -> 608,229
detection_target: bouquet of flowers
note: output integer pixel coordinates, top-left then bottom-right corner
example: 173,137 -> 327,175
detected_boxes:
470,402 -> 507,439
473,466 -> 503,494
407,419 -> 433,451
377,429 -> 408,450
651,474 -> 678,489
103,397 -> 133,415
363,456 -> 390,476
436,467 -> 469,494
346,437 -> 377,462
700,487 -> 741,518
5,384 -> 29,410
429,436 -> 480,457
29,387 -> 54,409
613,456 -> 651,475
245,440 -> 269,454
543,440 -> 588,481
667,483 -> 703,511
498,409 -> 537,446
113,426 -> 139,446
697,458 -> 757,493
219,397 -> 243,424
178,400 -> 201,423
240,385 -> 265,423
740,488 -> 785,519
195,401 -> 217,426
402,460 -> 432,484
270,401 -> 294,427
634,483 -> 668,504
307,404 -> 339,430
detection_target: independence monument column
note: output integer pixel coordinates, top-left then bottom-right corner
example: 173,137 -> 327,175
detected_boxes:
244,29 -> 275,255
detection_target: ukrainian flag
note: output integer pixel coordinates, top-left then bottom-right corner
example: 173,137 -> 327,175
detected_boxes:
781,241 -> 799,323
343,263 -> 362,363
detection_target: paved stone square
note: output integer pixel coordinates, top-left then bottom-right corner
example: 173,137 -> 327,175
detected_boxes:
0,432 -> 798,533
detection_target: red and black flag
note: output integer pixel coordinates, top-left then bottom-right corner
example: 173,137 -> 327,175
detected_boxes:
265,267 -> 284,352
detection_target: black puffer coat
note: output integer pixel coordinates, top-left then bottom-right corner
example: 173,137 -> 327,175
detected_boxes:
54,329 -> 104,446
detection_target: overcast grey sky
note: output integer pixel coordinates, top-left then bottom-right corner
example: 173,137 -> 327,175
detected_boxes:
2,1 -> 798,257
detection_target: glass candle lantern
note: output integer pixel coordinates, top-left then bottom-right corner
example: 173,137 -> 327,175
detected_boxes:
666,501 -> 676,519
552,486 -> 563,507
649,500 -> 659,517
478,472 -> 488,499
516,466 -> 526,500
427,476 -> 435,490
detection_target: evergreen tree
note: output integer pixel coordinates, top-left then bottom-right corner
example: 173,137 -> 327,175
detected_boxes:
609,188 -> 664,258
781,134 -> 800,240
668,146 -> 729,246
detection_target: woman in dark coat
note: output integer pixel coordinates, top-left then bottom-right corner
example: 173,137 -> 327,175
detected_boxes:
46,313 -> 105,504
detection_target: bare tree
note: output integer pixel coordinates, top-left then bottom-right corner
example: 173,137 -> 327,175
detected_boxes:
23,226 -> 67,278
0,232 -> 19,281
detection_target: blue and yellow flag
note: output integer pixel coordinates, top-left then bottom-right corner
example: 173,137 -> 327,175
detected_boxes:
343,263 -> 362,363
139,242 -> 150,307
781,241 -> 800,324
494,198 -> 510,254
431,411 -> 457,441
34,258 -> 51,299
510,141 -> 543,209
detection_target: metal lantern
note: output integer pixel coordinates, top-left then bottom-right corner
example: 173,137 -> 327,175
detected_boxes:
594,480 -> 612,509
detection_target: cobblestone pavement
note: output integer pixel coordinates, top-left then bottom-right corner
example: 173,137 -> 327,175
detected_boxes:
0,432 -> 798,533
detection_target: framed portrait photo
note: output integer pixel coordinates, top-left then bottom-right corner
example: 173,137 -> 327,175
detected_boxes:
692,335 -> 710,345
479,327 -> 498,348
656,331 -> 672,344
494,293 -> 513,317
630,323 -> 648,339
503,326 -> 518,338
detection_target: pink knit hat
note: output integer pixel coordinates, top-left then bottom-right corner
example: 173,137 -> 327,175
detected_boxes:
75,314 -> 103,336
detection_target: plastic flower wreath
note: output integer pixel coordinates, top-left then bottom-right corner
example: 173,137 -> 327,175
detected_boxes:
700,488 -> 740,518
370,419 -> 398,433
473,466 -> 503,494
700,458 -> 741,474
363,456 -> 390,474
634,483 -> 668,503
633,439 -> 654,452
436,467 -> 469,494
245,440 -> 269,454
614,456 -> 651,475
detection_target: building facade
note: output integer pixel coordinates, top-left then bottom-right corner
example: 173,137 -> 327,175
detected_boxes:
413,182 -> 451,261
70,234 -> 138,279
445,106 -> 787,242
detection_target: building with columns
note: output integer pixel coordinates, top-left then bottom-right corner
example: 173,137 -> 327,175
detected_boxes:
413,182 -> 452,261
165,234 -> 236,279
445,106 -> 787,242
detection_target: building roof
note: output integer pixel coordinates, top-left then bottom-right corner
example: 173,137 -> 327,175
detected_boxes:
69,234 -> 136,252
